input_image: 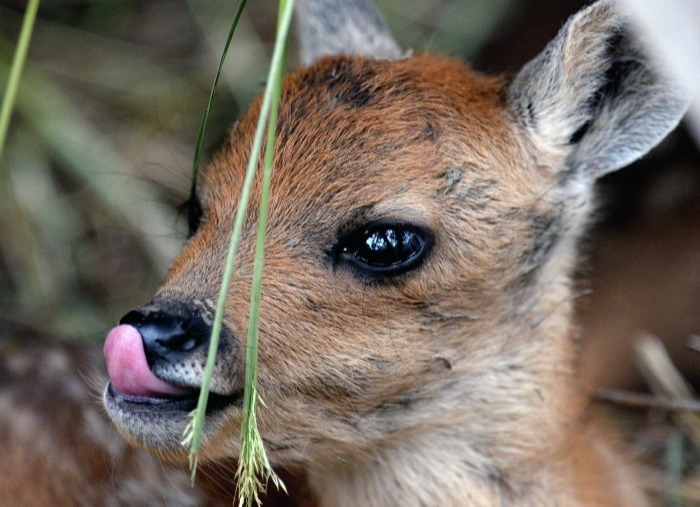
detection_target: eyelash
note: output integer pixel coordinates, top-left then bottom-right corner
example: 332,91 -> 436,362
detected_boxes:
186,196 -> 203,237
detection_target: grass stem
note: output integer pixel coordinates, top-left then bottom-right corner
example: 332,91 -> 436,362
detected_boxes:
184,3 -> 295,506
0,0 -> 41,159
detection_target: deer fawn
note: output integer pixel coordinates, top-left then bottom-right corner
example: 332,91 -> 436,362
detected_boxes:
103,0 -> 689,505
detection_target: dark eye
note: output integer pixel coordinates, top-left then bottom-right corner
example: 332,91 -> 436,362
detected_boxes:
335,222 -> 433,280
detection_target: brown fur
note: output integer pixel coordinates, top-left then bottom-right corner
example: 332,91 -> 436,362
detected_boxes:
103,1 -> 689,505
0,330 -> 204,506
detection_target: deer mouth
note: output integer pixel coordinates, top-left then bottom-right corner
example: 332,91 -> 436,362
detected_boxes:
103,324 -> 242,414
105,383 -> 241,413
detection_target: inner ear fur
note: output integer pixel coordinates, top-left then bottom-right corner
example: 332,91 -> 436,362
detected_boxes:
508,0 -> 689,182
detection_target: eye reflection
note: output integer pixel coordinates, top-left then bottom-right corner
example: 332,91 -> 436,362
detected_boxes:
337,222 -> 433,280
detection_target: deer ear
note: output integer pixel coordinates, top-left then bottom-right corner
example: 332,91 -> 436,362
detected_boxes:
294,0 -> 402,65
508,0 -> 689,182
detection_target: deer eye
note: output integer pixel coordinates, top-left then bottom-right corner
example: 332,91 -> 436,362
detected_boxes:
335,222 -> 433,280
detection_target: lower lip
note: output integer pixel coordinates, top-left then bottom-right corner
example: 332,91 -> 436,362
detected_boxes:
106,383 -> 243,413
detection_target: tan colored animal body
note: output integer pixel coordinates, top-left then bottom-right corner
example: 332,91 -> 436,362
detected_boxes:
103,1 -> 689,505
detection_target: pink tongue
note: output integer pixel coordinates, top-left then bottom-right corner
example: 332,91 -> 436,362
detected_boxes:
104,324 -> 194,398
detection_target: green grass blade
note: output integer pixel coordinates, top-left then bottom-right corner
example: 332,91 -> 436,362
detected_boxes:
0,0 -> 41,159
184,4 -> 296,502
234,1 -> 291,503
189,0 -> 247,203
182,1 -> 251,477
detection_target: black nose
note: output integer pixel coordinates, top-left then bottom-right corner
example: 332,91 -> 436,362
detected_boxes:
119,304 -> 211,364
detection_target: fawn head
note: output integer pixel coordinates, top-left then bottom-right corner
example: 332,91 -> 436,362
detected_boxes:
104,0 -> 687,473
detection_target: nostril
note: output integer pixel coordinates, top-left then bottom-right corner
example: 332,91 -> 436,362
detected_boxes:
180,337 -> 197,352
119,305 -> 210,361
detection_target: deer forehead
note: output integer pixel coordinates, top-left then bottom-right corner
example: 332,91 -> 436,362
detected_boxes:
201,54 -> 536,233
